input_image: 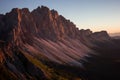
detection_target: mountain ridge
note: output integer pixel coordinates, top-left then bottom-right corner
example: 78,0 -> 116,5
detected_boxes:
0,6 -> 115,80
0,6 -> 111,45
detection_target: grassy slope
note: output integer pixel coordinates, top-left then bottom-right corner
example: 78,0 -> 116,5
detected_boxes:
22,50 -> 83,80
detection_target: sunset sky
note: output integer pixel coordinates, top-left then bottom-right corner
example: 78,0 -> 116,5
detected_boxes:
0,0 -> 120,33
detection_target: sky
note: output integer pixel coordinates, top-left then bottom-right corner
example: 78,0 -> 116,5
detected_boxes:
0,0 -> 120,33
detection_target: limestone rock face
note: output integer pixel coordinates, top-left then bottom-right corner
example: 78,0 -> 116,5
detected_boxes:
90,31 -> 111,41
0,6 -> 112,80
31,6 -> 79,40
0,6 -> 110,44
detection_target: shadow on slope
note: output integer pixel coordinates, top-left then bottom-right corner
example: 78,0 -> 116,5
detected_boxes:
82,39 -> 120,80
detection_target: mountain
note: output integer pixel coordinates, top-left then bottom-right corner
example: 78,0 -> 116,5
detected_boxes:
109,33 -> 120,39
0,6 -> 120,80
110,32 -> 120,37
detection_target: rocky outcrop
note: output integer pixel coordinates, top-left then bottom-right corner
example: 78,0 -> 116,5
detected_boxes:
90,31 -> 111,41
31,6 -> 79,40
79,29 -> 92,36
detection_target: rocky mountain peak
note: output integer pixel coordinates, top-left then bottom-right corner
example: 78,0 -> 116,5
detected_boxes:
0,6 -> 111,44
51,9 -> 59,19
93,31 -> 109,37
21,8 -> 30,14
11,8 -> 19,12
34,6 -> 51,15
41,5 -> 49,10
79,29 -> 93,36
90,31 -> 110,41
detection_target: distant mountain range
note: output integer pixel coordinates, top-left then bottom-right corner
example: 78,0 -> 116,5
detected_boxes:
110,32 -> 120,36
0,6 -> 120,80
109,33 -> 120,39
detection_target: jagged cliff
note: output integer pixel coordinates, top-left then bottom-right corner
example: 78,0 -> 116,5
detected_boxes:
0,6 -> 113,80
0,6 -> 110,44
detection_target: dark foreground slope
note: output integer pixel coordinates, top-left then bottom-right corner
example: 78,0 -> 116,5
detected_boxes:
0,6 -> 120,80
82,39 -> 120,80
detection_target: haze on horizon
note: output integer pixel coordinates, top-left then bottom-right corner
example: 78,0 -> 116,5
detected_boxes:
0,0 -> 120,33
